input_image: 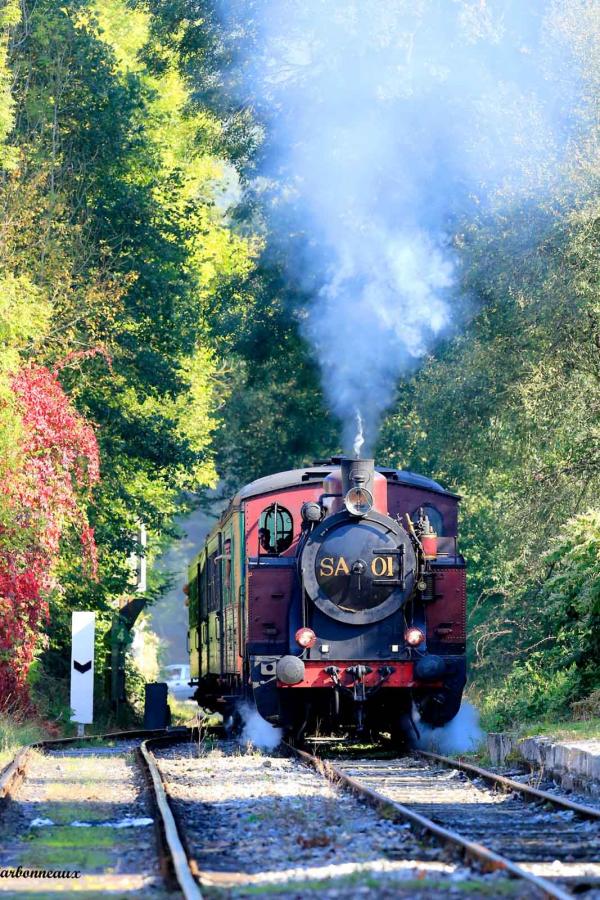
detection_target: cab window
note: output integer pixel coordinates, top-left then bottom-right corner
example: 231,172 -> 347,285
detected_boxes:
412,504 -> 444,536
258,504 -> 294,555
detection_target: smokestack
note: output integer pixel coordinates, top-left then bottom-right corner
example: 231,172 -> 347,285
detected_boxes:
341,457 -> 375,498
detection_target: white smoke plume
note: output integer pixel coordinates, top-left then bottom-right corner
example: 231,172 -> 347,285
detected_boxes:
238,703 -> 282,751
353,409 -> 365,459
214,1 -> 585,450
416,701 -> 484,756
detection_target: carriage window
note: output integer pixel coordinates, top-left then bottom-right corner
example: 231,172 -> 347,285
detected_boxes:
259,504 -> 294,555
412,504 -> 444,536
198,561 -> 207,618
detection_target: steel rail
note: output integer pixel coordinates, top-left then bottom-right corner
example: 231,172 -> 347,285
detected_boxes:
0,746 -> 32,801
37,726 -> 181,749
140,736 -> 203,900
288,742 -> 572,900
0,729 -> 176,805
415,749 -> 600,822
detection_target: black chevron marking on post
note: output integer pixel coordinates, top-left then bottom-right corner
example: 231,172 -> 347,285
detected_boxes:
73,659 -> 92,674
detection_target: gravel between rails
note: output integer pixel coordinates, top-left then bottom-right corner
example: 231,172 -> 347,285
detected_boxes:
0,741 -> 177,897
154,738 -> 532,899
334,755 -> 600,896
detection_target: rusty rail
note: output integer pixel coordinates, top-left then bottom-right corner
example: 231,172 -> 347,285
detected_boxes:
415,749 -> 600,822
140,734 -> 203,900
288,742 -> 572,900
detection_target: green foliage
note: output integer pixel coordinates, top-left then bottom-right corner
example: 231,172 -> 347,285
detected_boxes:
0,0 -> 19,169
14,0 -> 228,521
478,659 -> 581,732
0,274 -> 50,478
137,0 -> 339,488
209,261 -> 339,489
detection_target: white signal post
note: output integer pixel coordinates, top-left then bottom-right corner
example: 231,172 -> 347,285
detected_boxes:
70,611 -> 95,736
128,521 -> 147,593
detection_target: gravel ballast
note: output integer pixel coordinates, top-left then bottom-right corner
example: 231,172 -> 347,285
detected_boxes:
154,739 -> 529,898
336,756 -> 600,891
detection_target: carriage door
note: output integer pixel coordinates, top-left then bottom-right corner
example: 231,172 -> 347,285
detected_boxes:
206,537 -> 223,673
189,563 -> 200,680
222,534 -> 237,673
198,556 -> 208,678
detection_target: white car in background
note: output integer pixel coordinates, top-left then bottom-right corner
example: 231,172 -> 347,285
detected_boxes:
164,664 -> 195,701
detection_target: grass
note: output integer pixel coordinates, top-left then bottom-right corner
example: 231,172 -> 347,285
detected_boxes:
0,715 -> 48,771
167,696 -> 223,729
475,716 -> 600,744
521,717 -> 600,741
19,824 -> 118,872
24,825 -> 118,849
167,696 -> 199,725
33,801 -> 113,825
203,873 -> 524,897
20,843 -> 113,870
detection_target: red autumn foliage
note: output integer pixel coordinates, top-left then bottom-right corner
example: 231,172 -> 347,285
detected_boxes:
53,345 -> 113,376
0,365 -> 100,708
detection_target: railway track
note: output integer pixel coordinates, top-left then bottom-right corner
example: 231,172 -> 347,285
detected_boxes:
0,727 -> 200,898
292,743 -> 600,900
2,728 -> 599,897
150,734 -> 536,898
0,728 -> 171,803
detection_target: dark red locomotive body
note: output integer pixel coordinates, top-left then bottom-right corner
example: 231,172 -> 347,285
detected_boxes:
187,458 -> 466,741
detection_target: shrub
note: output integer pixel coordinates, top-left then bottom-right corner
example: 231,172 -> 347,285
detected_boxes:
0,366 -> 99,707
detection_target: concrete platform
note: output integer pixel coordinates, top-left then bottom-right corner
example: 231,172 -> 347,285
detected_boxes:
517,736 -> 600,797
486,731 -> 600,796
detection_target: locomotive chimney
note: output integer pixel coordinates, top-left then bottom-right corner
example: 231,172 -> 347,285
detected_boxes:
340,457 -> 375,497
322,457 -> 388,516
340,457 -> 389,516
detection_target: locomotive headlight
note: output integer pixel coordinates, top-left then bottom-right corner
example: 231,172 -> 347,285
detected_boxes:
344,486 -> 373,517
295,627 -> 317,649
301,501 -> 322,523
405,627 -> 425,647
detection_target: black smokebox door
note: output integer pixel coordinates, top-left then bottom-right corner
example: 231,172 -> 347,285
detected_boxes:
315,520 -> 398,612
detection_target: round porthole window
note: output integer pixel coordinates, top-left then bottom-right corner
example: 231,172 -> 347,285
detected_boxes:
258,504 -> 294,555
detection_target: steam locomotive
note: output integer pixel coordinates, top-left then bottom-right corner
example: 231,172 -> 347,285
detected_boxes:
186,458 -> 466,743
